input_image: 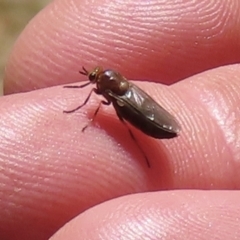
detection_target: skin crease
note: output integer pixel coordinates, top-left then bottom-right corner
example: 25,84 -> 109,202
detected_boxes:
1,0 -> 240,239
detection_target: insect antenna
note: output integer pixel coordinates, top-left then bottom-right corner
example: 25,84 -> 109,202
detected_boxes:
79,66 -> 88,75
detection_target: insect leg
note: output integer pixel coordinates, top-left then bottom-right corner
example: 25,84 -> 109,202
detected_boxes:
82,99 -> 111,132
116,111 -> 150,168
63,88 -> 96,114
63,81 -> 91,89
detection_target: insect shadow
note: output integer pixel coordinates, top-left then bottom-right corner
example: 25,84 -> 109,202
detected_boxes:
63,66 -> 181,168
93,110 -> 172,171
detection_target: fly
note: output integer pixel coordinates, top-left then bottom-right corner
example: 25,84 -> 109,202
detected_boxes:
64,66 -> 181,167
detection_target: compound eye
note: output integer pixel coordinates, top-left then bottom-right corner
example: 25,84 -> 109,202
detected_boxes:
89,72 -> 96,81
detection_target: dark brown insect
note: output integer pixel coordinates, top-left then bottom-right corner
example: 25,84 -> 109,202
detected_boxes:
64,66 -> 181,167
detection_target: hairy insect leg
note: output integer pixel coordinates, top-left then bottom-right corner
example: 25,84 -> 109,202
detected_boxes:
116,112 -> 150,168
82,99 -> 111,132
63,88 -> 96,114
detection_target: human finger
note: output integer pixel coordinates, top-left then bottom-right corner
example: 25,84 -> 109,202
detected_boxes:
4,0 -> 240,94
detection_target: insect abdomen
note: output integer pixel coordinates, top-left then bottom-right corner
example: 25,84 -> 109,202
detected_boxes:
112,101 -> 177,139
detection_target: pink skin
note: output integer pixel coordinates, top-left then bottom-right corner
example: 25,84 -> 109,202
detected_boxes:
2,0 -> 240,239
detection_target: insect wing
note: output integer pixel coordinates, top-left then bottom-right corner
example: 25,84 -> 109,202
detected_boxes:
114,83 -> 181,134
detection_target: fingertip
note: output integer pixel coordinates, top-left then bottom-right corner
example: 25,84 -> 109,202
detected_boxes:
50,191 -> 240,239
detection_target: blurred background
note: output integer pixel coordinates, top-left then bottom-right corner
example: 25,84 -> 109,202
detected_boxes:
0,0 -> 51,95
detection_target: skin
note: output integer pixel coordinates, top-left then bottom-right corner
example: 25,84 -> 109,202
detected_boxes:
1,0 -> 240,239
